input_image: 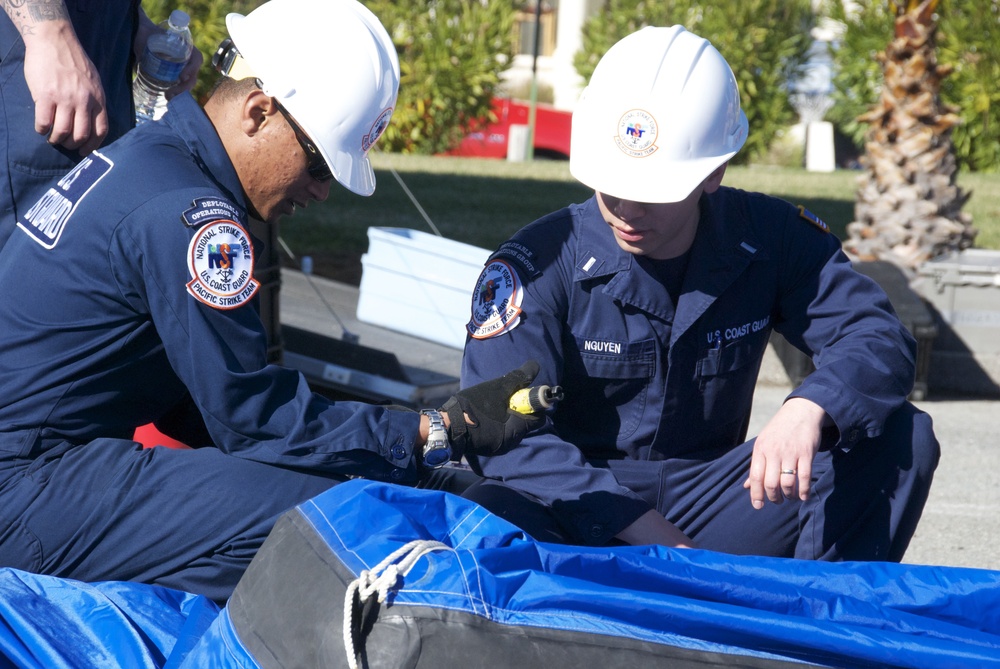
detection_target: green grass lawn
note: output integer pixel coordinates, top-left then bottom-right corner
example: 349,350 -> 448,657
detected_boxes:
278,153 -> 999,284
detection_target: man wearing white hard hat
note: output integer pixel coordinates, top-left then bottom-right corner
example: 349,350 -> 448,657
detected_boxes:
461,26 -> 939,559
0,0 -> 540,603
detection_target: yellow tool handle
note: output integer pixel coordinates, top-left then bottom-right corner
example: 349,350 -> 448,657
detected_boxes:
509,385 -> 564,414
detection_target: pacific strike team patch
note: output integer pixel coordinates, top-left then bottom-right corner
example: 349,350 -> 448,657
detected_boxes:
186,220 -> 259,310
467,259 -> 523,339
798,205 -> 830,233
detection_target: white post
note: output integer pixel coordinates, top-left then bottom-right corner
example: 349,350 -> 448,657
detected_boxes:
507,125 -> 531,162
550,0 -> 589,110
806,121 -> 836,172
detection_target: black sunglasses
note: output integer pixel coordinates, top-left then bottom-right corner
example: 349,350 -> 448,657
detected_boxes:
274,101 -> 333,183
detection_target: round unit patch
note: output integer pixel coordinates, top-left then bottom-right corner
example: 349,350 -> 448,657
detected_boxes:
614,109 -> 659,158
467,259 -> 523,340
363,107 -> 393,152
186,220 -> 260,310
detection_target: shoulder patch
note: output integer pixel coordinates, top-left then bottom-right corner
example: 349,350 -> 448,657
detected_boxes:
467,259 -> 524,339
182,197 -> 245,228
492,240 -> 542,279
17,151 -> 114,249
186,220 -> 260,310
797,205 -> 830,233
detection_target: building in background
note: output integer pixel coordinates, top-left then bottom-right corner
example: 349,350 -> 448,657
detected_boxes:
503,0 -> 602,111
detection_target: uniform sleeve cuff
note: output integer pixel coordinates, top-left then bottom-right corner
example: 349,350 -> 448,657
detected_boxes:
553,492 -> 652,546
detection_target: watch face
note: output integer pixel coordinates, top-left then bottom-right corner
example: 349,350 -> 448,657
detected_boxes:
424,443 -> 452,468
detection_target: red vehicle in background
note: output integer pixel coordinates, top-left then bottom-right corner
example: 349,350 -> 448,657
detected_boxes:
449,97 -> 572,160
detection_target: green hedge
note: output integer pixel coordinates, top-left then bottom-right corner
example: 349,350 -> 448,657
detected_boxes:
145,0 -> 513,155
147,1 -> 999,171
364,0 -> 515,155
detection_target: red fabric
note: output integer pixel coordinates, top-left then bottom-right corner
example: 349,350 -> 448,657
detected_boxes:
133,424 -> 190,449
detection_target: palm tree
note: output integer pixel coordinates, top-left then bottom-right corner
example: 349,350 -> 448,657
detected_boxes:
843,0 -> 975,275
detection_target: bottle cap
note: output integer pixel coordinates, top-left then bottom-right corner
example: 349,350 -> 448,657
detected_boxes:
169,9 -> 190,28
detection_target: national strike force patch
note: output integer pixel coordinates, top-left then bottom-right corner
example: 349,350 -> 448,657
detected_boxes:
467,259 -> 523,339
186,220 -> 259,310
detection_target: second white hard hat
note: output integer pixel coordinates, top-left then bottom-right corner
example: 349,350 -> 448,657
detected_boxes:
569,25 -> 748,204
226,0 -> 400,196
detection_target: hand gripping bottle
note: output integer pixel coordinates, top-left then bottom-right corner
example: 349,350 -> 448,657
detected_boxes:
133,9 -> 194,125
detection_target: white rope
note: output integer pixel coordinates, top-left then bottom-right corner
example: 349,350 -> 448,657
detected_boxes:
343,539 -> 453,669
276,235 -> 358,342
385,167 -> 443,238
372,144 -> 443,238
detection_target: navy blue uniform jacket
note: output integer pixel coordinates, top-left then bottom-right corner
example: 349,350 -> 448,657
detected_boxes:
0,95 -> 421,482
461,192 -> 916,545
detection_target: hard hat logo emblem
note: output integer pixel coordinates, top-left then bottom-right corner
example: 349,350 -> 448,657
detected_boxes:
614,109 -> 658,158
363,107 -> 393,152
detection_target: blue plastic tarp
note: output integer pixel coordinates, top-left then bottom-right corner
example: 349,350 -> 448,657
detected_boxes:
2,479 -> 999,668
0,569 -> 218,669
284,481 -> 1000,668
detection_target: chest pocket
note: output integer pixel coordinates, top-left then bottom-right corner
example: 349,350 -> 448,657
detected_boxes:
695,331 -> 769,425
559,338 -> 657,454
697,336 -> 761,380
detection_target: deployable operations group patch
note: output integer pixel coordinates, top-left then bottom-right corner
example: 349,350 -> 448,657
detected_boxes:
186,220 -> 259,310
468,259 -> 523,339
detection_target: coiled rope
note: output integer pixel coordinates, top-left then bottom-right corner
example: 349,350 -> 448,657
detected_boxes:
343,539 -> 453,669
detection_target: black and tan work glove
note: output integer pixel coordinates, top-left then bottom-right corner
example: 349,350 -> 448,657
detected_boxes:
441,360 -> 544,459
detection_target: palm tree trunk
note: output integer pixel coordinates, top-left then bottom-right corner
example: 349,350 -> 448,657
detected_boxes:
844,0 -> 975,275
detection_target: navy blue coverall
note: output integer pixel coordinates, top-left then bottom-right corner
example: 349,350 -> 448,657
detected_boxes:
461,192 -> 940,561
0,95 -> 426,602
0,0 -> 140,250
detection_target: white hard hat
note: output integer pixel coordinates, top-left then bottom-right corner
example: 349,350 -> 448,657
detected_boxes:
226,0 -> 399,196
569,26 -> 748,204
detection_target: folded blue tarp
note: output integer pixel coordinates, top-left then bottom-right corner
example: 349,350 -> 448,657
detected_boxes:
2,479 -> 999,668
190,480 -> 1000,669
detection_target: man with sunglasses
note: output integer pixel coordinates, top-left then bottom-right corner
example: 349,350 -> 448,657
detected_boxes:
0,0 -> 540,604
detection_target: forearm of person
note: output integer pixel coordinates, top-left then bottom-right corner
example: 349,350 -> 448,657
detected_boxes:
792,342 -> 912,442
10,0 -> 109,153
615,508 -> 696,549
4,0 -> 71,34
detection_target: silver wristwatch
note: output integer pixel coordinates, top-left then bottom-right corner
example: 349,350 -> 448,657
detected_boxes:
419,409 -> 452,469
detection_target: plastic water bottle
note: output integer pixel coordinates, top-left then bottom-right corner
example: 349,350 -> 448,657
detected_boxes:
133,9 -> 194,125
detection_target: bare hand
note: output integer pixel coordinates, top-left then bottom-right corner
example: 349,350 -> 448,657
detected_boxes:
165,48 -> 204,99
22,21 -> 108,155
134,9 -> 204,103
743,397 -> 831,509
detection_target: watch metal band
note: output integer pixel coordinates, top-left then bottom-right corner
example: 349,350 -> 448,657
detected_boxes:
420,409 -> 451,469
